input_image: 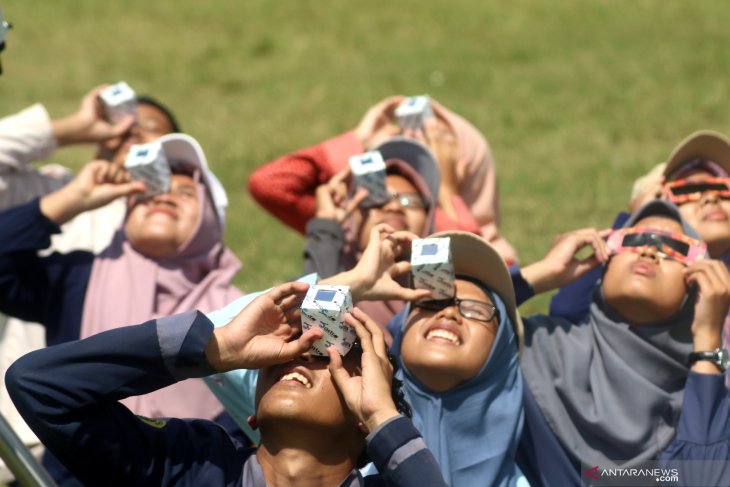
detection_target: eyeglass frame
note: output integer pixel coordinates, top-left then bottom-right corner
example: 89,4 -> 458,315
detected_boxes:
359,191 -> 429,211
414,297 -> 500,324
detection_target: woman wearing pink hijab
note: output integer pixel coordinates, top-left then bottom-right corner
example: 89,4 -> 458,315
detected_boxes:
0,133 -> 244,483
248,95 -> 518,265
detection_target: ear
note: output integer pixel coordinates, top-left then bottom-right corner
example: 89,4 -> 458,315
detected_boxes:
247,415 -> 259,431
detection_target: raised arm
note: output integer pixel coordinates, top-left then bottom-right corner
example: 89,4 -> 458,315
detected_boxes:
7,283 -> 328,486
6,312 -> 247,486
518,228 -> 609,299
248,131 -> 364,234
328,309 -> 447,487
0,85 -> 134,170
39,160 -> 144,226
658,260 -> 730,484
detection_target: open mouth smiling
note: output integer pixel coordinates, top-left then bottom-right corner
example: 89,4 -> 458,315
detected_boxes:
425,327 -> 462,346
276,367 -> 314,389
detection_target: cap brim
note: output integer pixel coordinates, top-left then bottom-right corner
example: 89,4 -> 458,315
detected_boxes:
622,199 -> 701,241
157,133 -> 228,227
665,130 -> 730,177
430,230 -> 524,353
374,136 -> 440,202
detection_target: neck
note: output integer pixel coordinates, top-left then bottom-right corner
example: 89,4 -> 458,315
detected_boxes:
605,297 -> 677,325
410,364 -> 463,393
256,425 -> 362,487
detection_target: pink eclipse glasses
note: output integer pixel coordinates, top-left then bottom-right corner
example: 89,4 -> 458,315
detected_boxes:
664,177 -> 730,204
604,228 -> 706,266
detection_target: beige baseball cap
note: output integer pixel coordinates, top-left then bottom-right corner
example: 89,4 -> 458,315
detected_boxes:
157,133 -> 229,227
664,130 -> 730,178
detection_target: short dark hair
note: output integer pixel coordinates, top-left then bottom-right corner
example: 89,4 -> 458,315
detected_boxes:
136,95 -> 182,133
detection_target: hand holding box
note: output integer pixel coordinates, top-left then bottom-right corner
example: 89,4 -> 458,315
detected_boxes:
99,81 -> 137,124
349,151 -> 390,207
411,237 -> 455,300
300,285 -> 356,356
124,141 -> 172,198
395,95 -> 433,131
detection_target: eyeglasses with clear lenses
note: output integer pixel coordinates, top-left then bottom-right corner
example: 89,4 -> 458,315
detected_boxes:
362,192 -> 428,210
415,297 -> 499,324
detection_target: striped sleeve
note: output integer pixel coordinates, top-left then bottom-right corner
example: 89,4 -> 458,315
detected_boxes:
366,416 -> 447,487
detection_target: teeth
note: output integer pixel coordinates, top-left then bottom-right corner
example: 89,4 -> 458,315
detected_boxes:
280,372 -> 312,388
426,329 -> 461,345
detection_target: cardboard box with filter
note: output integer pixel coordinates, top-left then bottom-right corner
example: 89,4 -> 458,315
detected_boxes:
99,81 -> 137,124
411,237 -> 455,300
349,151 -> 390,207
395,95 -> 433,130
300,285 -> 355,357
124,141 -> 172,199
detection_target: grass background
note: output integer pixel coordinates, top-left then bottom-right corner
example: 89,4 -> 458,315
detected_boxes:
2,0 -> 730,316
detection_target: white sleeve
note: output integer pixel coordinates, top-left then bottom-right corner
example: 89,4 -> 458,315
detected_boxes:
0,104 -> 57,170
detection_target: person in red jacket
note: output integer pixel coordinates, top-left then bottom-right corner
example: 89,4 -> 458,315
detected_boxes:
248,95 -> 518,265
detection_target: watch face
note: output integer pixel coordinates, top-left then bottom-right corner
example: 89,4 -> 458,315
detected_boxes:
719,348 -> 730,371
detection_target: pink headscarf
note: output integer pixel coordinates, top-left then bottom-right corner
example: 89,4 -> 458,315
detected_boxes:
81,168 -> 243,420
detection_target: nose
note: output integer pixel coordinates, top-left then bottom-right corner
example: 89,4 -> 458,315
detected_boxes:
438,303 -> 463,323
637,245 -> 659,261
151,191 -> 177,206
299,352 -> 316,363
700,190 -> 720,204
126,122 -> 144,142
382,193 -> 405,212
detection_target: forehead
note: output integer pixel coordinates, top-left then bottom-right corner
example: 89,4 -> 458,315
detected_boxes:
170,172 -> 196,187
455,279 -> 492,302
137,103 -> 174,126
681,169 -> 715,181
631,215 -> 683,234
385,173 -> 418,192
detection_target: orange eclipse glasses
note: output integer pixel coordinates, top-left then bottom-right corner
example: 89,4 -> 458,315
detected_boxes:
664,177 -> 730,204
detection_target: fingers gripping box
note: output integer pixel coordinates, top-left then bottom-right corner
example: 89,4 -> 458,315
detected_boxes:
99,81 -> 137,124
300,285 -> 355,357
411,237 -> 455,300
349,151 -> 390,207
395,95 -> 433,130
124,141 -> 172,198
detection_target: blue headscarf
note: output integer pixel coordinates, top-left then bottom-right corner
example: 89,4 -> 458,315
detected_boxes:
390,290 -> 524,487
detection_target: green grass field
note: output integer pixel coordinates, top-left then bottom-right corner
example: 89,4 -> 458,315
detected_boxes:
2,0 -> 730,315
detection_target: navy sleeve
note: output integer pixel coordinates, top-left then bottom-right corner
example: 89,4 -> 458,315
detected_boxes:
548,211 -> 629,322
366,415 -> 447,487
547,267 -> 601,322
0,198 -> 59,321
6,311 -> 248,487
303,217 -> 346,278
516,386 -> 582,487
510,265 -> 536,306
659,372 -> 730,485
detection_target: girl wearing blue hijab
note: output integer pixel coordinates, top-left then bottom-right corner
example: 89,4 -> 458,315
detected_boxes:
389,230 -> 525,487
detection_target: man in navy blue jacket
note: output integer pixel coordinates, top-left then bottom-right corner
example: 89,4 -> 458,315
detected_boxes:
6,282 -> 446,487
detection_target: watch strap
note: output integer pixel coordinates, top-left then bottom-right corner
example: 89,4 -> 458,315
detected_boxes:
688,348 -> 729,372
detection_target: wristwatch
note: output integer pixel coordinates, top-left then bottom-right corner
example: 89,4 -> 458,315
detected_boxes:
687,348 -> 730,372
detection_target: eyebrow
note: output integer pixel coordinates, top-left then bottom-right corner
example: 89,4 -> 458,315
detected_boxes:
170,181 -> 197,193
